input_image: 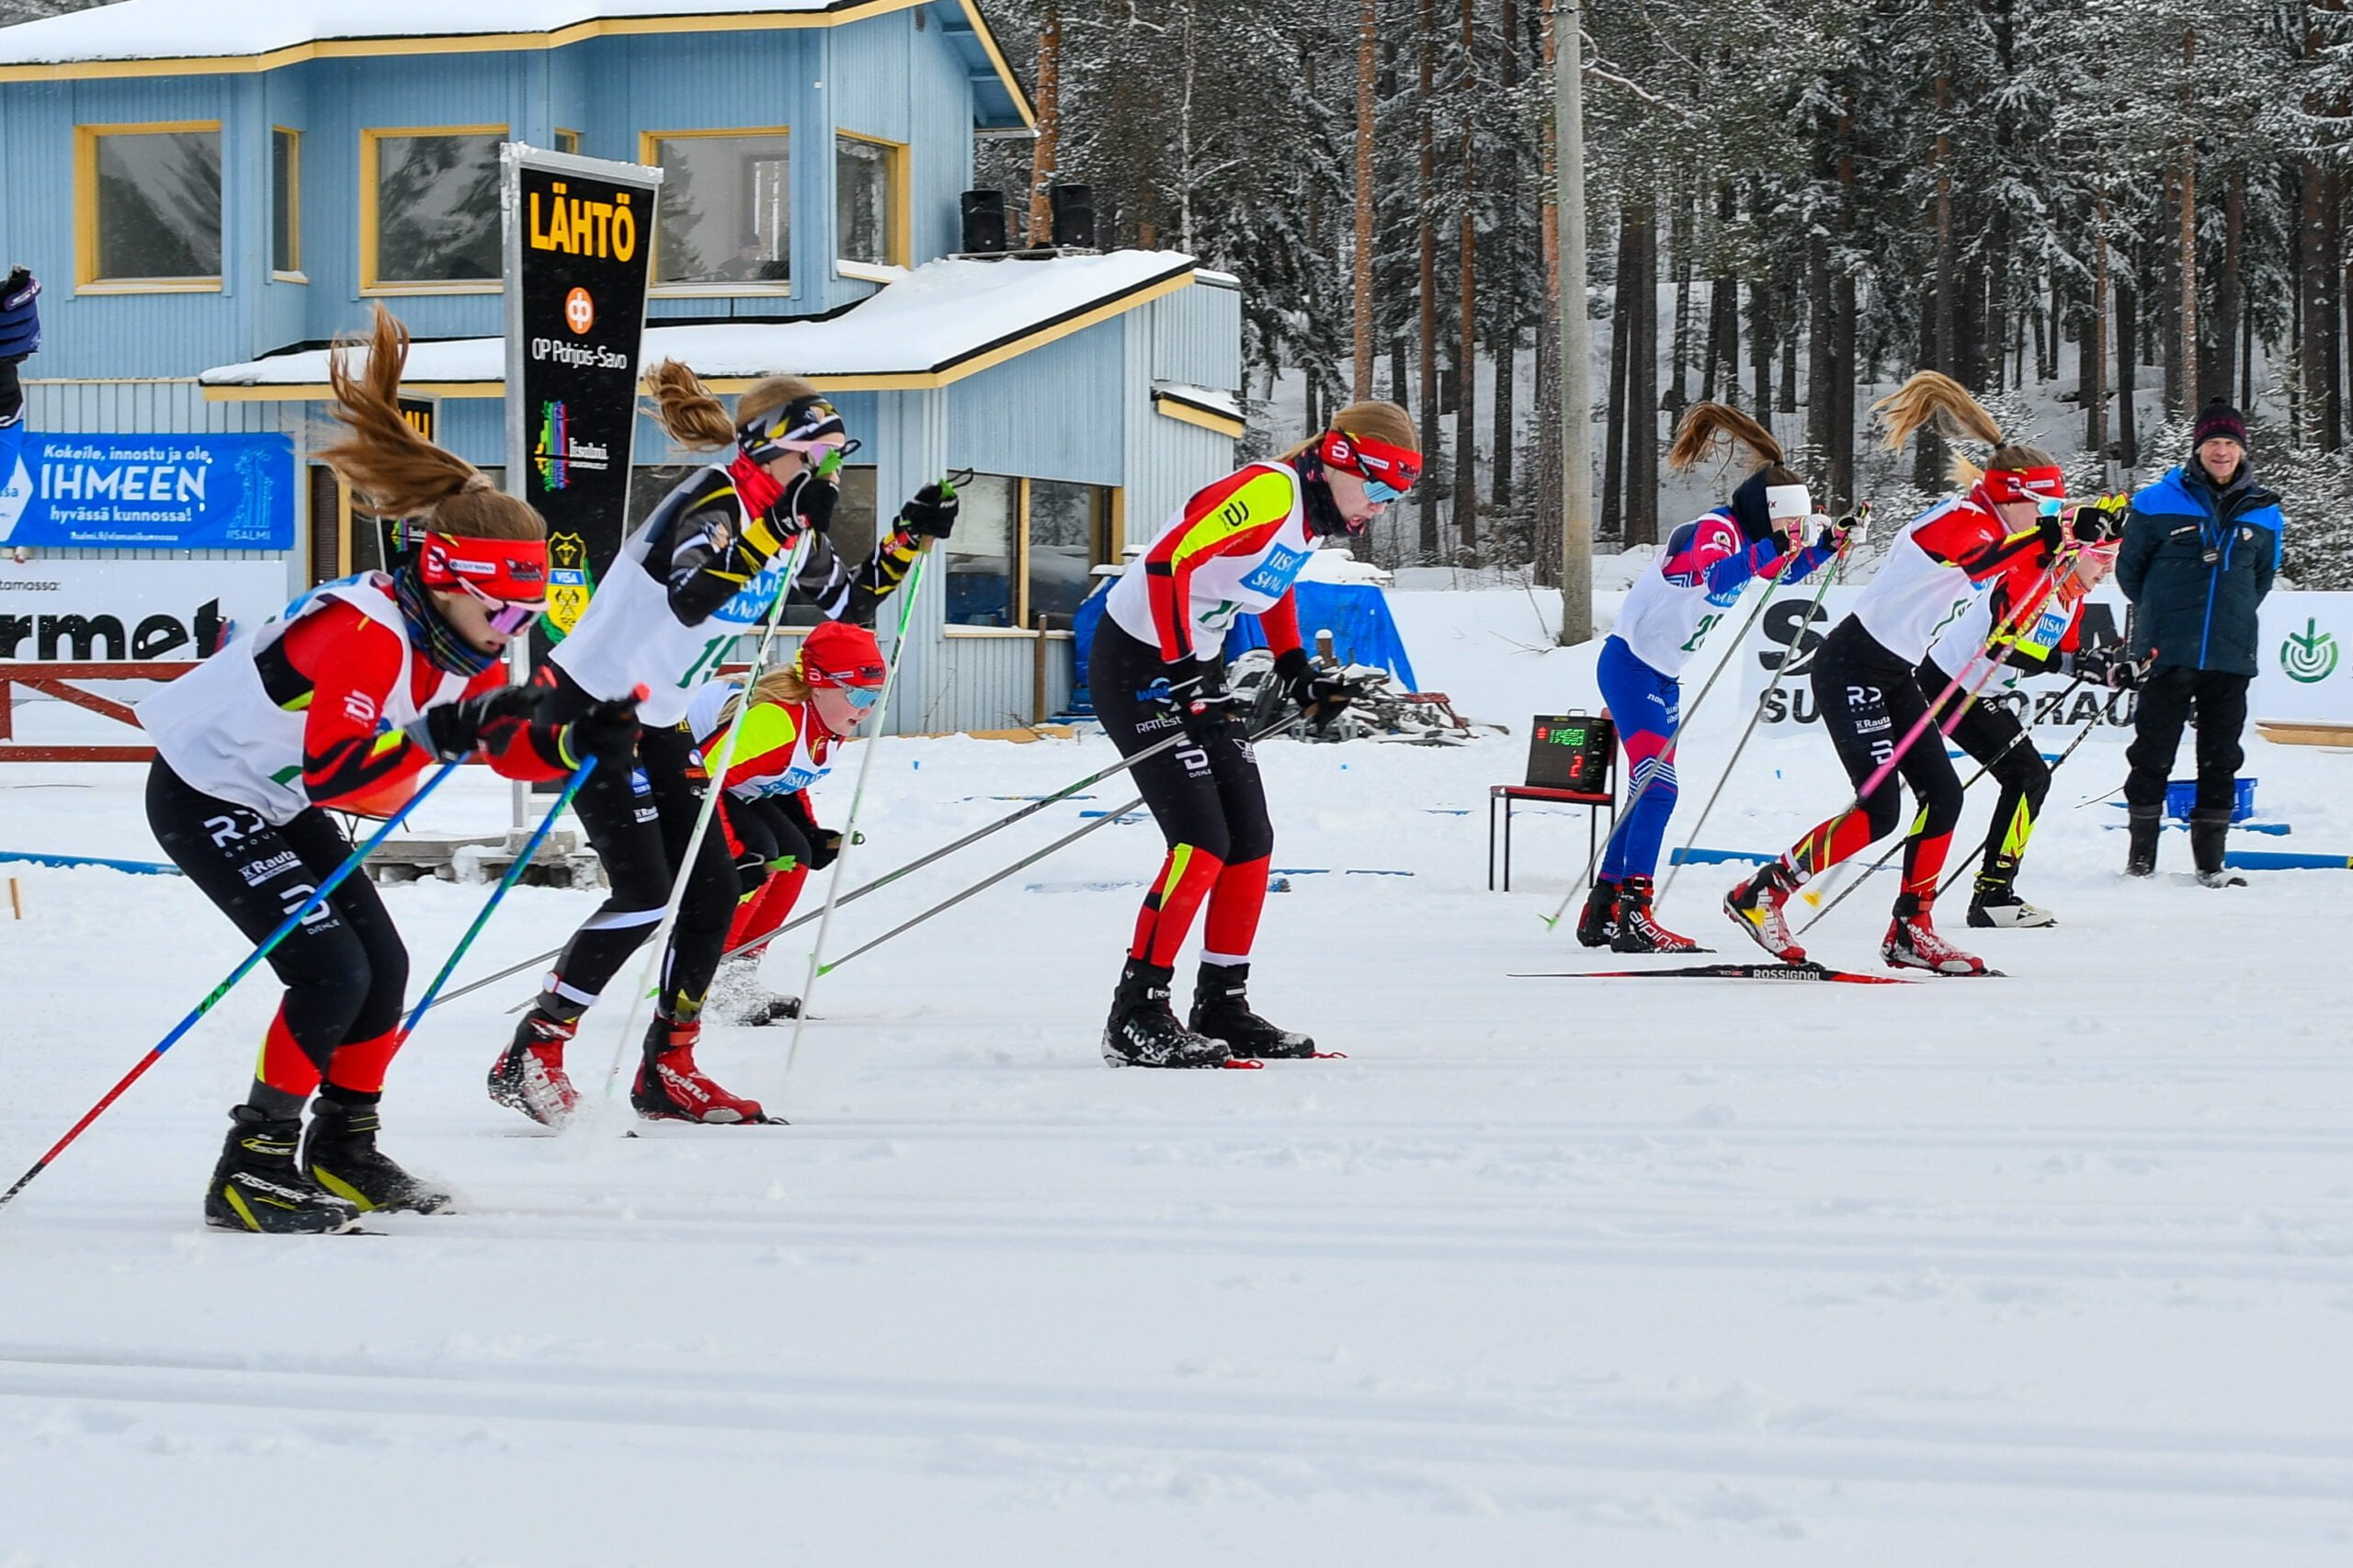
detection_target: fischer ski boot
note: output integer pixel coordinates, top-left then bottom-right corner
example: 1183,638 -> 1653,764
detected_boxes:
1103,960 -> 1231,1068
204,1106 -> 361,1234
1722,861 -> 1807,964
1610,876 -> 1709,954
706,955 -> 801,1026
1967,862 -> 2055,928
1881,908 -> 1989,975
2188,807 -> 2246,888
2124,806 -> 2162,878
1574,877 -> 1621,949
489,1008 -> 583,1127
632,1019 -> 770,1124
1189,961 -> 1313,1060
302,1096 -> 453,1214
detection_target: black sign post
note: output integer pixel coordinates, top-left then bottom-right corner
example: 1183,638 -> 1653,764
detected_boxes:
502,142 -> 661,812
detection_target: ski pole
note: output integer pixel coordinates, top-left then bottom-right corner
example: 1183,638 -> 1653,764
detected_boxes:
601,529 -> 815,1101
1656,531 -> 1857,904
1795,676 -> 2087,935
397,756 -> 596,1040
1928,697 -> 2109,903
419,727 -> 1199,1014
796,714 -> 1302,994
785,528 -> 939,1074
1537,550 -> 1794,932
0,758 -> 464,1212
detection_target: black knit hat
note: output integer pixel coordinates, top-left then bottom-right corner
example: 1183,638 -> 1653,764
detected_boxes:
2191,398 -> 2246,451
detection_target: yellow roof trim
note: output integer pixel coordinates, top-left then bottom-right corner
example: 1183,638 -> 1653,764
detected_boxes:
0,1 -> 961,82
202,268 -> 1197,403
954,0 -> 1035,130
1152,394 -> 1245,438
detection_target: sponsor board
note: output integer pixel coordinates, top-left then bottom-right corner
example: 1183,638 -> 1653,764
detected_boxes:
0,559 -> 288,662
0,432 -> 295,551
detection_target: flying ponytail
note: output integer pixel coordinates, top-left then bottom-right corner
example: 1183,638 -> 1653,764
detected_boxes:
1872,370 -> 2055,489
1666,401 -> 1803,488
647,359 -> 824,453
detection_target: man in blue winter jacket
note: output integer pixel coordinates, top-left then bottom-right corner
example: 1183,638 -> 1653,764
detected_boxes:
2114,399 -> 2284,886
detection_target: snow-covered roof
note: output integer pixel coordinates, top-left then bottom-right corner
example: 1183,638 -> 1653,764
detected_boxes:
0,1 -> 1031,127
201,250 -> 1201,396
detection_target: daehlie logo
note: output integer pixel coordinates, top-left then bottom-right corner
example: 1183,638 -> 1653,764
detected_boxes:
2281,619 -> 2338,684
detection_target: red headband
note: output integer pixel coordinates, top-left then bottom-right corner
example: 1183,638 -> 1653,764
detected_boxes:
1317,429 -> 1422,493
1977,465 -> 2067,504
417,533 -> 550,604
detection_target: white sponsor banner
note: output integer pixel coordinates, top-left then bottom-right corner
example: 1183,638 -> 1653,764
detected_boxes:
1730,584 -> 2353,736
0,558 -> 290,662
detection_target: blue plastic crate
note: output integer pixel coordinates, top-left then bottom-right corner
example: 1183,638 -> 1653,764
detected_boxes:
2165,777 -> 2256,823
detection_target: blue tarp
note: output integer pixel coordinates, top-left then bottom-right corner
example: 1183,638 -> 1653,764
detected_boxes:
1074,580 -> 1417,708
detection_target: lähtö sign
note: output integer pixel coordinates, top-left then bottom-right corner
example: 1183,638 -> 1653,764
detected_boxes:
0,433 -> 294,551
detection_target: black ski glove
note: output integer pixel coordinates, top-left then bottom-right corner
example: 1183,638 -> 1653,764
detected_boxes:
410,685 -> 543,760
1155,659 -> 1235,744
0,267 -> 40,362
790,469 -> 839,536
560,696 -> 643,768
2034,504 -> 2066,554
1273,647 -> 1354,732
2061,645 -> 2140,691
899,481 -> 960,540
2069,494 -> 2129,545
803,827 -> 845,871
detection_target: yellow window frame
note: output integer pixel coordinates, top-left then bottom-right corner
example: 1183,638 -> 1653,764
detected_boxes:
834,129 -> 912,272
270,125 -> 303,280
359,123 -> 508,295
639,126 -> 795,297
74,119 -> 224,293
553,127 -> 583,155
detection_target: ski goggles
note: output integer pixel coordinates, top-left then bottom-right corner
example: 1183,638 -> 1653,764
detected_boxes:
1979,463 -> 2067,504
1317,428 -> 1422,503
416,532 -> 549,631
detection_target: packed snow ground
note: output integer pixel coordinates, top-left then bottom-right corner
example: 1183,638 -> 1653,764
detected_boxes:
5,585 -> 2352,1564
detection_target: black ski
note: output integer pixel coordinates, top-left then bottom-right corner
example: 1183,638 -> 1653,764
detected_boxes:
1510,961 -> 1917,985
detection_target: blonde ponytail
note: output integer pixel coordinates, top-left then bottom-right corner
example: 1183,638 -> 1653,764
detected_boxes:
1872,370 -> 2057,489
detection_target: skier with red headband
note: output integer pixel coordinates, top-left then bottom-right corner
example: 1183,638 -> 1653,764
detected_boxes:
490,359 -> 954,1127
685,621 -> 889,1027
140,307 -> 634,1233
1090,402 -> 1417,1067
1722,371 -> 2083,975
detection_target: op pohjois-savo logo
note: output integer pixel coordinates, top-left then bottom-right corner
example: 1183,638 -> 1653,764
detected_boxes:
2281,618 -> 2339,683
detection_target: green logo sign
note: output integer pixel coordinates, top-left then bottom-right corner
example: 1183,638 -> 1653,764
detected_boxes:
2282,618 -> 2339,684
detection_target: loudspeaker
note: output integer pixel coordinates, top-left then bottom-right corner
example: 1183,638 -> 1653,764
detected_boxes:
960,190 -> 1007,255
1050,183 -> 1095,250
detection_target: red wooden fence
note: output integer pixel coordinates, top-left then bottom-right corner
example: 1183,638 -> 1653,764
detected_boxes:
0,662 -> 191,763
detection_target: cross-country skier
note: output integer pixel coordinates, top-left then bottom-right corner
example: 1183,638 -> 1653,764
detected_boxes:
1721,371 -> 2077,975
684,620 -> 888,1026
1915,498 -> 2135,927
1576,403 -> 1844,953
1090,402 -> 1414,1066
489,360 -> 955,1127
140,306 -> 633,1233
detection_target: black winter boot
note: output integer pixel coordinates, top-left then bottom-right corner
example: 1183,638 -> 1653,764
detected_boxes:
2124,807 -> 2162,878
1103,960 -> 1230,1068
1190,961 -> 1314,1059
302,1096 -> 454,1214
204,1106 -> 360,1233
2189,807 -> 2246,888
1574,877 -> 1621,948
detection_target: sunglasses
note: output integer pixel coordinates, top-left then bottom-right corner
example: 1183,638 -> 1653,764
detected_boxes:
813,668 -> 888,709
449,577 -> 543,634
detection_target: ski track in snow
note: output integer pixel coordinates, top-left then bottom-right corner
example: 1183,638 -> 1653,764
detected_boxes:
4,587 -> 2352,1563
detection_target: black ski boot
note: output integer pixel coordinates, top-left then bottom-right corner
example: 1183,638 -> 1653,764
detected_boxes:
204,1106 -> 360,1233
302,1096 -> 454,1214
1609,876 -> 1709,953
707,955 -> 801,1026
1189,961 -> 1313,1060
1967,858 -> 2055,928
1103,960 -> 1230,1068
1574,877 -> 1621,949
2124,806 -> 2162,877
2189,807 -> 2246,888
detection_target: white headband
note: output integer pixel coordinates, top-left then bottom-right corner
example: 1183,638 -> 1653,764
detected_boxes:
1765,483 -> 1813,524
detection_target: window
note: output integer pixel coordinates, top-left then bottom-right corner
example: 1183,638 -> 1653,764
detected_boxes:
835,132 -> 908,269
643,130 -> 790,290
362,126 -> 505,291
554,128 -> 582,155
76,121 -> 222,290
270,127 -> 301,278
944,476 -> 1116,630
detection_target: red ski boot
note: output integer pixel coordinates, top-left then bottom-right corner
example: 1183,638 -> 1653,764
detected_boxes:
1610,876 -> 1709,954
631,1019 -> 772,1124
1722,862 -> 1806,963
1881,910 -> 1989,975
488,1009 -> 582,1127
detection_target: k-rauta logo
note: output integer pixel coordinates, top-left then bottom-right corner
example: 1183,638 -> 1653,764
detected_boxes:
2280,618 -> 2338,684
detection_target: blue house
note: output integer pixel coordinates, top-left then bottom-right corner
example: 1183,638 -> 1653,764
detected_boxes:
0,0 -> 1244,730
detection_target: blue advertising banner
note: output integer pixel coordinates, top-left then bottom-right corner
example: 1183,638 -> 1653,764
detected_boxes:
0,430 -> 294,551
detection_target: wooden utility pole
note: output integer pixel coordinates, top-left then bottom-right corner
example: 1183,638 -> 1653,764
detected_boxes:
1352,0 -> 1377,400
1029,1 -> 1061,246
1455,0 -> 1480,554
1417,0 -> 1439,560
1555,0 -> 1593,643
2177,28 -> 2199,415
